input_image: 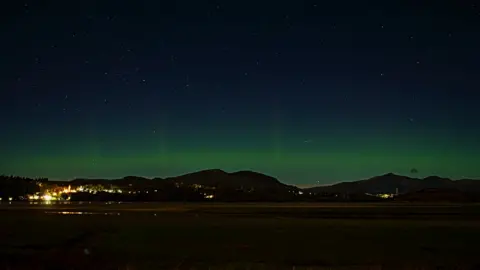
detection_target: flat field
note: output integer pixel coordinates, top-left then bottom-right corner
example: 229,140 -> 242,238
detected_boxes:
1,202 -> 480,269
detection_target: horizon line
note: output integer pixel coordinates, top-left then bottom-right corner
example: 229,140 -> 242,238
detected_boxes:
4,170 -> 480,188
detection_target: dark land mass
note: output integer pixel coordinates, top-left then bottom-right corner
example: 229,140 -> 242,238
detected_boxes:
305,173 -> 480,201
1,203 -> 480,269
2,170 -> 480,268
2,170 -> 480,202
304,173 -> 480,194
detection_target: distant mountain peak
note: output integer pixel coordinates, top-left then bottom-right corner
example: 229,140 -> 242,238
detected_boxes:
123,176 -> 149,180
199,169 -> 227,174
165,169 -> 289,189
423,176 -> 447,181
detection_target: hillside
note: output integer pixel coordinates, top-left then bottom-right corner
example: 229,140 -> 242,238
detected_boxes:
165,169 -> 296,190
305,173 -> 479,194
395,188 -> 473,202
67,169 -> 295,191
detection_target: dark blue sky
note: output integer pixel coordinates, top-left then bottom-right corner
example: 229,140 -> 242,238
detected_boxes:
1,1 -> 479,185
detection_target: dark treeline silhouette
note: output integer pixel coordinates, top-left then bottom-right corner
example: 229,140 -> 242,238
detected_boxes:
0,175 -> 47,199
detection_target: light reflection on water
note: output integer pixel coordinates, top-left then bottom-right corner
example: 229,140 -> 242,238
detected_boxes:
44,211 -> 164,217
24,201 -> 122,205
45,211 -> 121,216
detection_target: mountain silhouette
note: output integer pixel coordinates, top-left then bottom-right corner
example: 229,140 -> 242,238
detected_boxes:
305,173 -> 480,194
43,171 -> 480,195
68,169 -> 296,191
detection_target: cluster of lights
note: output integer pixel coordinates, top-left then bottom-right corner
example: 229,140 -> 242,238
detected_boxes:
27,185 -> 76,202
365,193 -> 396,199
75,185 -> 122,194
27,185 -> 124,202
377,194 -> 395,199
28,194 -> 59,202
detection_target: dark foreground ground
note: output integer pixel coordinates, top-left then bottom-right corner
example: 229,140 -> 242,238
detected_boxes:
1,202 -> 480,269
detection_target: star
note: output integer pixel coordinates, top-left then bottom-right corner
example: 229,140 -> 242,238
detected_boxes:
380,73 -> 384,76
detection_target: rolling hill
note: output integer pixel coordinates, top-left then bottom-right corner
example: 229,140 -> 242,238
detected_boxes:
68,169 -> 297,191
304,173 -> 480,194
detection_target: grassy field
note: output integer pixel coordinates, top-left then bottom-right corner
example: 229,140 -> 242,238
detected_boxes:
1,202 -> 480,269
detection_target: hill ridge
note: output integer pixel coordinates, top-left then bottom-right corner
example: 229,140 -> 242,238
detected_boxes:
305,173 -> 480,194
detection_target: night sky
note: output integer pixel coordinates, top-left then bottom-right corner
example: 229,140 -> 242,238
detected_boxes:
1,1 -> 479,185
